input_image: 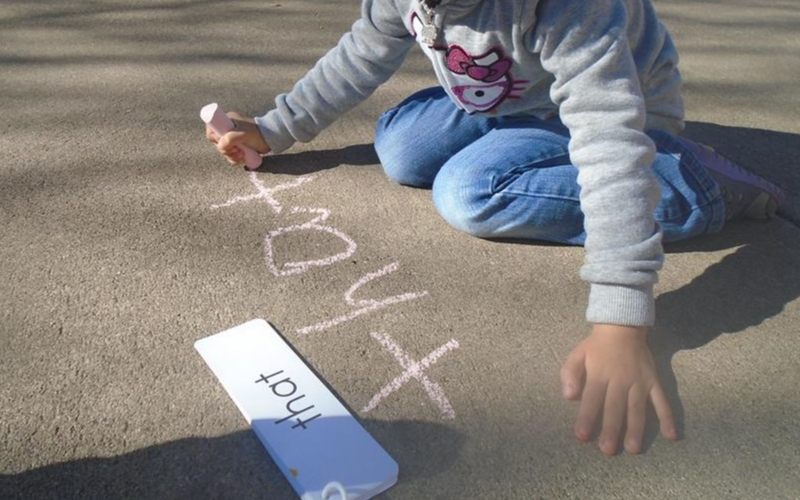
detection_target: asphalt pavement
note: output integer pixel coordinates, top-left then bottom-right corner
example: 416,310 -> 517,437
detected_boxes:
1,1 -> 799,498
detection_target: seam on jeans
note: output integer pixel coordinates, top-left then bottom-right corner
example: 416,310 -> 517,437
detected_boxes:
707,188 -> 727,233
489,150 -> 571,194
655,193 -> 723,223
668,149 -> 719,201
650,132 -> 725,228
491,185 -> 582,203
652,133 -> 719,200
654,185 -> 725,222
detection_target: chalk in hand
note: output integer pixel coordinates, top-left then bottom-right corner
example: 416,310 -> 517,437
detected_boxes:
200,102 -> 263,171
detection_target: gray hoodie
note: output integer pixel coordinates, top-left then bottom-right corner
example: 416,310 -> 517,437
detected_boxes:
256,0 -> 685,327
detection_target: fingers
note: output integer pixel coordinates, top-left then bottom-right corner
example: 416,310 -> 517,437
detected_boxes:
206,111 -> 250,145
650,382 -> 678,441
206,126 -> 240,165
624,385 -> 647,454
560,345 -> 586,400
217,130 -> 248,166
224,147 -> 245,165
206,126 -> 220,144
217,130 -> 240,152
599,385 -> 627,456
575,379 -> 606,442
205,114 -> 253,166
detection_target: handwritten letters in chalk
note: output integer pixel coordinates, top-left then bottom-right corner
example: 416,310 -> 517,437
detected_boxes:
297,262 -> 429,335
363,332 -> 460,420
212,172 -> 459,419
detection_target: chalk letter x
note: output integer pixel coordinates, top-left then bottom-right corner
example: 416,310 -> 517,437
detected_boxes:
210,171 -> 315,214
362,332 -> 460,420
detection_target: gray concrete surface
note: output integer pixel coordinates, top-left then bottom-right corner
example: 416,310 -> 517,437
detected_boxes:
1,1 -> 799,499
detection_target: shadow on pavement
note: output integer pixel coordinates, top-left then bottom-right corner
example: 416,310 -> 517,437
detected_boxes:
640,121 -> 800,449
1,419 -> 465,500
646,219 -> 800,450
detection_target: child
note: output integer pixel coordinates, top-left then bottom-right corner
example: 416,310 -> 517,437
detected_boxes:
205,0 -> 785,455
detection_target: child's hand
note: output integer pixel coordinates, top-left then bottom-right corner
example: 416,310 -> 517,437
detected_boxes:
205,111 -> 271,166
560,324 -> 677,455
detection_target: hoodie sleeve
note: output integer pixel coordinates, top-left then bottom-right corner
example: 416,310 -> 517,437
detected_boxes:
256,0 -> 415,154
533,0 -> 664,327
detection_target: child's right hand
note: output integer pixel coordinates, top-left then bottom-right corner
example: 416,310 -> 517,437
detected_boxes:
205,111 -> 271,166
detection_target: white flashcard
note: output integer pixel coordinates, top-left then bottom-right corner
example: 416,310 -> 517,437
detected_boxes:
194,319 -> 398,500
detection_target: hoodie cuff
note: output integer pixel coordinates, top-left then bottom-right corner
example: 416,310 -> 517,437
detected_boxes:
255,110 -> 296,155
586,283 -> 655,327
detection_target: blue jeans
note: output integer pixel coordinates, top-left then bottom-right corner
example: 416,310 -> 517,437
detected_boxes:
374,86 -> 726,245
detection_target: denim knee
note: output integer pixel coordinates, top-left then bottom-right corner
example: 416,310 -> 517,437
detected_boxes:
375,110 -> 413,185
432,171 -> 496,238
374,110 -> 435,187
432,158 -> 588,243
434,194 -> 496,238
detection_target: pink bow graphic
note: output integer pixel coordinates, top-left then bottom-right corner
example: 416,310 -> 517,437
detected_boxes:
446,46 -> 511,83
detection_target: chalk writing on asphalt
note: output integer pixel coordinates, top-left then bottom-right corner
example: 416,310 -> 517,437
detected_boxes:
296,262 -> 429,335
363,332 -> 460,420
211,172 -> 458,419
264,206 -> 358,277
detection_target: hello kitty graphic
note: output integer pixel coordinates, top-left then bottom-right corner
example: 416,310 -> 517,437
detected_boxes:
410,13 -> 529,114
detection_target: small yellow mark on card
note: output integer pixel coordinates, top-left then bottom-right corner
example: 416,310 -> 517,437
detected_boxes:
289,468 -> 299,478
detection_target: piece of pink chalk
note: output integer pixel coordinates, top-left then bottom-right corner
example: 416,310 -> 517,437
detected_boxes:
200,103 -> 263,170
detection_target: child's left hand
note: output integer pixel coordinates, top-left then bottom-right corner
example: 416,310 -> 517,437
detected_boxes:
560,324 -> 678,455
